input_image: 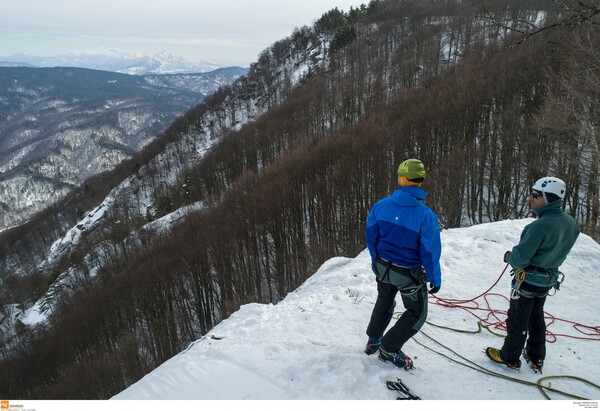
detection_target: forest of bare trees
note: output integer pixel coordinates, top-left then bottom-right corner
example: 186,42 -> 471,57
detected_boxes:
1,0 -> 598,399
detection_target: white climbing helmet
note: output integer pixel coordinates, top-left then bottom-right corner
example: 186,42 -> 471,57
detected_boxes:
532,177 -> 566,202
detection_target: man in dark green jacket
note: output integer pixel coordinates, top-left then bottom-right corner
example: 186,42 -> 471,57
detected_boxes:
486,177 -> 580,372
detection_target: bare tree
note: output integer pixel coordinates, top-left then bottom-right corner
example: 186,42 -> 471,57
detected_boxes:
480,0 -> 600,44
534,26 -> 600,236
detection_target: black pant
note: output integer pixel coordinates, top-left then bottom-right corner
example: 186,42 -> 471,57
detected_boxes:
500,282 -> 549,364
366,278 -> 428,353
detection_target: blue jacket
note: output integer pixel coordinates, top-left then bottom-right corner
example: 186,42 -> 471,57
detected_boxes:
366,186 -> 442,287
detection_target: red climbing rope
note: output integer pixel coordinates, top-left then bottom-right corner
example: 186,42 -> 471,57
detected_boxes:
429,264 -> 600,342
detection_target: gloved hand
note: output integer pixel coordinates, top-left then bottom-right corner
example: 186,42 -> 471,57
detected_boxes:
503,251 -> 511,263
428,285 -> 440,294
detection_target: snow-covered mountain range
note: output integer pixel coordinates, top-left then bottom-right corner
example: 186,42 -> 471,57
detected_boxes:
0,49 -> 228,75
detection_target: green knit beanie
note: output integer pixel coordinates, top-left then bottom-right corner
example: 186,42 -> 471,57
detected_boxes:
397,159 -> 426,180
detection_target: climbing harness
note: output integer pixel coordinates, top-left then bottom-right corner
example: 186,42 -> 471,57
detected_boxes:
375,255 -> 426,296
510,267 -> 565,299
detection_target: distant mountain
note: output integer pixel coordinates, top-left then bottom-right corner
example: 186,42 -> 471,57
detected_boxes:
0,50 -> 239,75
143,67 -> 248,94
0,61 -> 37,68
0,65 -> 245,229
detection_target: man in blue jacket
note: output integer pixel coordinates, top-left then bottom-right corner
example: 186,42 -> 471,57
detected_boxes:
364,159 -> 442,370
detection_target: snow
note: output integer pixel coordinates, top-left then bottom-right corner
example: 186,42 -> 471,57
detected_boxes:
111,218 -> 600,403
20,300 -> 48,326
46,200 -> 112,267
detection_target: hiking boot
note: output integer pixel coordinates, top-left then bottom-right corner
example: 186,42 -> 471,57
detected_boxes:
485,347 -> 521,370
378,347 -> 414,370
364,338 -> 381,355
523,348 -> 543,373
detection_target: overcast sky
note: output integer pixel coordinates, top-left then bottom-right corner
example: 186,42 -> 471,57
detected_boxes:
0,0 -> 365,66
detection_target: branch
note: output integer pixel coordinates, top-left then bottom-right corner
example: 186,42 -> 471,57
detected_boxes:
477,0 -> 600,45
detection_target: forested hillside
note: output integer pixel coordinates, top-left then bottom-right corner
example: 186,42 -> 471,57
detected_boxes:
0,0 -> 598,399
0,66 -> 245,229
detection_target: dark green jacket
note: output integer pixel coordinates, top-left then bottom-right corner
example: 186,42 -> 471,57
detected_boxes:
507,200 -> 580,287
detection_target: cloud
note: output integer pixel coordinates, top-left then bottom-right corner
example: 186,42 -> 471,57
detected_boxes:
0,0 -> 364,65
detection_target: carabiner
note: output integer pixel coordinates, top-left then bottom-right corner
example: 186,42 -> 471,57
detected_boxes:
514,269 -> 526,283
510,269 -> 526,300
